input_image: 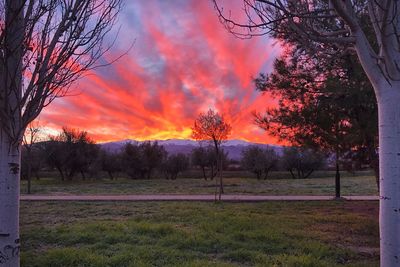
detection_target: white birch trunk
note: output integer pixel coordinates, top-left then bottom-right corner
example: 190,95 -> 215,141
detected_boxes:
377,86 -> 400,266
0,130 -> 20,267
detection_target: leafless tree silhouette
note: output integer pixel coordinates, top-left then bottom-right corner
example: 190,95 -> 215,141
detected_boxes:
0,1 -> 122,265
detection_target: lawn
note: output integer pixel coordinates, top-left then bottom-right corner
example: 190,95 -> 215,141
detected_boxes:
20,201 -> 379,266
21,171 -> 378,196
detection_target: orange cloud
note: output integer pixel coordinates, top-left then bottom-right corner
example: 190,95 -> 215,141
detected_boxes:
39,0 -> 281,144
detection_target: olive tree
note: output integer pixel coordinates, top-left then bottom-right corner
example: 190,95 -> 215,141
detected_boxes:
281,147 -> 325,179
241,146 -> 278,179
191,146 -> 224,180
213,1 -> 400,264
161,153 -> 189,180
0,1 -> 121,265
192,109 -> 231,201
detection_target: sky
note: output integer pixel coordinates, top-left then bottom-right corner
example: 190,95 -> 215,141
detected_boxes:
39,0 -> 281,144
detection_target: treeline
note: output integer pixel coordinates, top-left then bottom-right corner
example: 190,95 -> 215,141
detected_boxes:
22,127 -> 230,181
23,127 -> 331,183
23,128 -> 191,181
240,146 -> 325,180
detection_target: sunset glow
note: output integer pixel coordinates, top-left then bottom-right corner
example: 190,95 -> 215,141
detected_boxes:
39,0 -> 281,144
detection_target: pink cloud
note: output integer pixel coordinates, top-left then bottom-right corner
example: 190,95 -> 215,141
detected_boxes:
40,0 -> 281,144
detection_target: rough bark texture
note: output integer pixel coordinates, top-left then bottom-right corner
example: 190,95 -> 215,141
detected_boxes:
378,87 -> 400,266
0,132 -> 20,267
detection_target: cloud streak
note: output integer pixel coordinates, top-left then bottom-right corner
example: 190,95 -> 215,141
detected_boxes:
40,0 -> 281,144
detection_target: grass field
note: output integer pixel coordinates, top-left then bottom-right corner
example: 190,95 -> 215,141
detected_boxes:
21,171 -> 378,196
20,201 -> 379,267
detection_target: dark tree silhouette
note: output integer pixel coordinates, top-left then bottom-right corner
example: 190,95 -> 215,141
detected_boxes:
161,153 -> 189,180
241,146 -> 278,180
281,147 -> 325,179
99,150 -> 122,180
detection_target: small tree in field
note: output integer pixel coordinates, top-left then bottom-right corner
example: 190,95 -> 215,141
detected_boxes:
99,149 -> 122,180
22,121 -> 43,194
140,141 -> 167,179
241,146 -> 265,179
0,1 -> 121,262
241,146 -> 278,180
47,127 -> 99,180
121,142 -> 166,179
192,109 -> 231,200
161,153 -> 189,180
122,142 -> 143,179
281,147 -> 325,179
191,146 -> 210,180
191,146 -> 225,180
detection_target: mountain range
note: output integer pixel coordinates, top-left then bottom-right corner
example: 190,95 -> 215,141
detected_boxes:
99,139 -> 283,161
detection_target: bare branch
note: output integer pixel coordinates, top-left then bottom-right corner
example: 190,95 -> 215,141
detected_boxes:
0,0 -> 124,142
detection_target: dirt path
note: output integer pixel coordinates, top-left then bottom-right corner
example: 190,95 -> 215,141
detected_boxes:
20,194 -> 379,202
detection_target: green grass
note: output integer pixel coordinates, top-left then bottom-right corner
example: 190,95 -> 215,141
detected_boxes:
20,201 -> 379,266
21,170 -> 378,196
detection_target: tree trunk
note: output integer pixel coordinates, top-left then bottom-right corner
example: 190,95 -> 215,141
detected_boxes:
107,171 -> 114,180
335,159 -> 341,199
264,168 -> 270,180
0,132 -> 21,266
57,167 -> 65,181
26,150 -> 32,194
378,88 -> 400,266
333,150 -> 341,199
27,170 -> 32,195
201,167 -> 207,180
369,147 -> 379,190
218,152 -> 224,200
372,161 -> 379,191
303,169 -> 314,179
210,165 -> 216,180
288,169 -> 296,179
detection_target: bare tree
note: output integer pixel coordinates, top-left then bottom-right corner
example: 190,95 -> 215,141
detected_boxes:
192,109 -> 231,201
213,1 -> 400,265
22,120 -> 42,194
0,1 -> 122,265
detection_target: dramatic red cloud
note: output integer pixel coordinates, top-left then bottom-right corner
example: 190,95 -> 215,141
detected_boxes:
39,0 -> 281,144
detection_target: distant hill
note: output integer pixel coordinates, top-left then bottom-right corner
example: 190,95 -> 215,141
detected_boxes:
99,139 -> 283,161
